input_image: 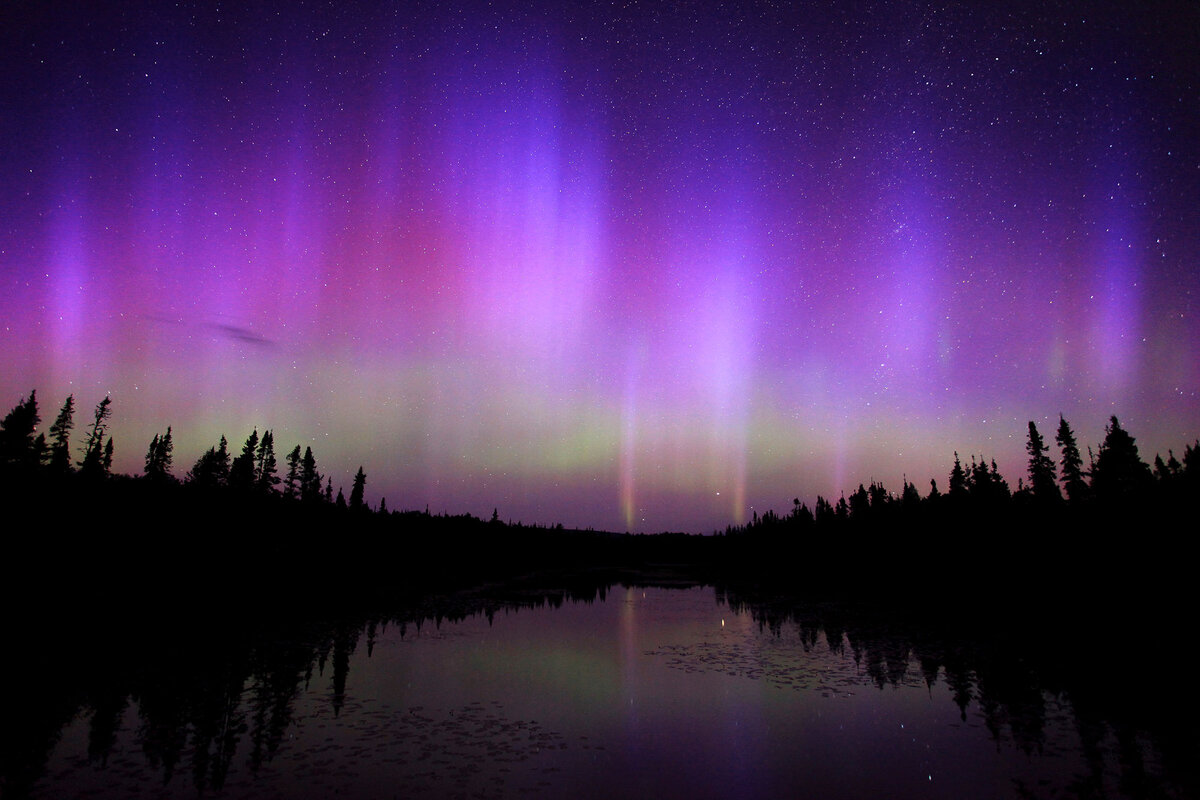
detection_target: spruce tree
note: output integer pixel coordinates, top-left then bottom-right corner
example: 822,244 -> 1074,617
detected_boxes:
948,452 -> 967,497
1025,421 -> 1061,502
214,435 -> 230,486
47,394 -> 75,475
0,391 -> 40,470
300,446 -> 320,502
284,445 -> 302,499
1090,416 -> 1152,500
144,427 -> 174,480
256,430 -> 279,492
229,429 -> 260,491
1055,415 -> 1088,503
78,396 -> 113,478
349,466 -> 366,511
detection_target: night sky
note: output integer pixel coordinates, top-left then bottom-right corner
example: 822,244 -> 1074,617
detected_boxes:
2,0 -> 1198,532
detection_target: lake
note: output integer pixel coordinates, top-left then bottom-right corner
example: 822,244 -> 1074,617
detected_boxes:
7,580 -> 1193,799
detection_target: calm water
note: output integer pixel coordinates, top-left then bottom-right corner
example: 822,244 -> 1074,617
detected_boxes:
14,585 -> 1190,799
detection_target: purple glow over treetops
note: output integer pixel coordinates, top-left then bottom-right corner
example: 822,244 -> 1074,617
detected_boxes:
2,1 -> 1197,532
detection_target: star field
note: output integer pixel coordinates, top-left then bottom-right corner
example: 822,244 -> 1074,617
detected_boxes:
2,0 -> 1197,531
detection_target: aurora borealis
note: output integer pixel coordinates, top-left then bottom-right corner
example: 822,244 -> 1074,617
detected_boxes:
2,0 -> 1197,532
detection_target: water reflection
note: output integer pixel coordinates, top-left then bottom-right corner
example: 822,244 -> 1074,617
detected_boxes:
1,575 -> 1194,799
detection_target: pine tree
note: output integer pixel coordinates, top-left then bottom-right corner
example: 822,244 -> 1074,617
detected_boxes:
849,484 -> 870,520
0,391 -> 41,471
349,466 -> 366,511
214,435 -> 230,486
948,452 -> 967,497
1026,421 -> 1061,502
255,430 -> 279,492
283,445 -> 302,499
145,434 -> 159,476
1091,416 -> 1152,500
78,396 -> 113,478
300,446 -> 320,502
335,487 -> 346,508
47,394 -> 75,475
379,497 -> 387,515
187,435 -> 230,488
814,495 -> 835,525
229,429 -> 260,491
1055,415 -> 1088,503
144,427 -> 174,481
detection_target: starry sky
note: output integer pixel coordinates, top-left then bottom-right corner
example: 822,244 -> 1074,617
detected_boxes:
2,0 -> 1198,532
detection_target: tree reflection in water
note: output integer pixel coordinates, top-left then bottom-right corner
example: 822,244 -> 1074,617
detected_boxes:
1,574 -> 1194,799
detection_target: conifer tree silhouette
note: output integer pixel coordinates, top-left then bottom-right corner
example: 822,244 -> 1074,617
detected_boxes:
948,452 -> 967,497
1026,421 -> 1061,502
229,430 -> 260,491
349,466 -> 366,512
188,435 -> 230,488
1055,415 -> 1088,503
47,394 -> 75,475
78,396 -> 112,478
299,447 -> 320,502
256,431 -> 279,492
283,445 -> 302,499
144,427 -> 174,480
1090,416 -> 1152,500
0,390 -> 39,470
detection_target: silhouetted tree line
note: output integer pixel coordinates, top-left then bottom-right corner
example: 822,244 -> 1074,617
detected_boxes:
724,414 -> 1196,544
2,389 -> 1197,606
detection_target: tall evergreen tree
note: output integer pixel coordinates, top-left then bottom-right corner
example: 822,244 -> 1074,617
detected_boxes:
229,429 -> 260,491
948,452 -> 967,497
814,495 -> 835,525
78,396 -> 113,478
145,434 -> 159,476
1055,415 -> 1088,503
144,427 -> 174,480
349,466 -> 366,511
848,483 -> 870,520
213,435 -> 230,486
0,390 -> 40,470
47,394 -> 75,475
299,446 -> 320,502
256,430 -> 279,492
283,445 -> 302,499
1090,416 -> 1152,500
187,435 -> 230,488
1025,421 -> 1061,502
